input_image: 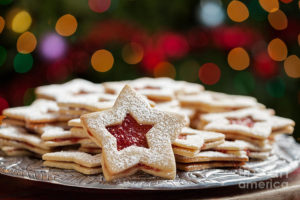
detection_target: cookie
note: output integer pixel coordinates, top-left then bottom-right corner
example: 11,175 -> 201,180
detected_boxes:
42,151 -> 102,175
175,150 -> 249,163
41,127 -> 89,147
0,126 -> 51,155
202,108 -> 273,140
3,99 -> 76,123
172,127 -> 225,157
178,91 -> 261,113
68,118 -> 82,127
81,85 -> 187,180
35,78 -> 104,101
1,146 -> 33,157
177,161 -> 246,172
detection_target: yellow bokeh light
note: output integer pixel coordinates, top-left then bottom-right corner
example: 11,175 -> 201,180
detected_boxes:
91,49 -> 114,72
17,31 -> 37,54
267,38 -> 287,61
284,55 -> 300,78
122,43 -> 144,64
153,62 -> 176,79
227,47 -> 250,71
268,10 -> 288,30
227,0 -> 249,22
259,0 -> 279,13
55,14 -> 78,37
12,10 -> 32,33
0,16 -> 5,34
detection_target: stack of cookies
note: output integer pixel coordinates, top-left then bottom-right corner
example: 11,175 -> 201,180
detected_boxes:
0,77 -> 295,181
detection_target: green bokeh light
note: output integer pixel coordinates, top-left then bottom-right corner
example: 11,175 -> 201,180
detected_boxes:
0,46 -> 7,66
178,60 -> 199,82
13,53 -> 33,73
266,77 -> 285,98
234,71 -> 255,95
0,0 -> 13,5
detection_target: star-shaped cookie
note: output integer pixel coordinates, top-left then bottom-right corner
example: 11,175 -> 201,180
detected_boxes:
81,85 -> 187,180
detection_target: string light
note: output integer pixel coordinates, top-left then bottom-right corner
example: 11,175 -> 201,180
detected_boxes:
122,43 -> 144,65
198,63 -> 221,85
11,10 -> 32,33
153,61 -> 176,79
88,0 -> 111,13
258,0 -> 279,13
227,47 -> 250,70
13,53 -> 33,73
0,16 -> 5,34
267,38 -> 288,61
40,33 -> 67,60
197,0 -> 225,27
268,10 -> 288,30
227,0 -> 249,23
17,31 -> 37,54
91,49 -> 114,72
284,55 -> 300,78
55,14 -> 78,37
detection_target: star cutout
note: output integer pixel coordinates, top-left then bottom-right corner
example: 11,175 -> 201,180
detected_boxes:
81,85 -> 187,180
227,116 -> 260,128
106,113 -> 153,151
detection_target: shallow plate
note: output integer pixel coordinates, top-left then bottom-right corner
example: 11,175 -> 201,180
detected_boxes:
0,135 -> 299,190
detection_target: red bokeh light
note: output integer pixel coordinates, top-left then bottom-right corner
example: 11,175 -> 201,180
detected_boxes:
158,33 -> 189,59
0,97 -> 9,113
253,52 -> 278,79
198,63 -> 221,85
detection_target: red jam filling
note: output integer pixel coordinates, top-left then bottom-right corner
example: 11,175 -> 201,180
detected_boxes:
217,149 -> 228,154
227,116 -> 255,128
73,90 -> 90,96
178,134 -> 187,140
106,114 -> 153,151
138,163 -> 161,172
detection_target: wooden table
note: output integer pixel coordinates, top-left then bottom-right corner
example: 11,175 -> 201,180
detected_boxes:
1,167 -> 300,200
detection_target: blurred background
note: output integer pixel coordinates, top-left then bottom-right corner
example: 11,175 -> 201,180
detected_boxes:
0,0 -> 299,138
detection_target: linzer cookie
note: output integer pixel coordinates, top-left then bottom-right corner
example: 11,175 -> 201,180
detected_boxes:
1,146 -> 33,157
35,78 -> 104,101
81,85 -> 187,180
42,151 -> 102,175
2,99 -> 75,123
172,127 -> 225,157
201,108 -> 273,140
41,126 -> 89,147
178,91 -> 261,113
0,126 -> 51,155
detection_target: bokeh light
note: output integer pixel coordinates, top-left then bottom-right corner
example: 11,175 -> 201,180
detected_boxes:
259,0 -> 279,13
227,47 -> 250,71
298,34 -> 300,46
159,33 -> 189,58
91,49 -> 114,72
227,0 -> 249,23
254,52 -> 278,79
0,46 -> 7,66
88,0 -> 111,13
266,77 -> 285,98
40,33 -> 67,60
11,10 -> 32,33
0,97 -> 9,113
284,55 -> 300,78
153,61 -> 176,79
268,10 -> 288,30
197,0 -> 225,27
198,63 -> 221,85
55,14 -> 78,37
234,71 -> 255,94
178,60 -> 199,82
13,53 -> 33,73
267,38 -> 288,61
280,0 -> 293,3
0,0 -> 12,5
122,43 -> 144,65
0,16 -> 5,34
17,31 -> 37,54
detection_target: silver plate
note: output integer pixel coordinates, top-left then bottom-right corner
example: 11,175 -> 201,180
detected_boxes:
0,135 -> 299,190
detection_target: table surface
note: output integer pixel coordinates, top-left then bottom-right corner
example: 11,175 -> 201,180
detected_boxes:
0,167 -> 300,200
